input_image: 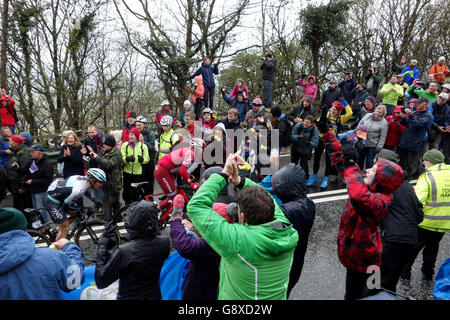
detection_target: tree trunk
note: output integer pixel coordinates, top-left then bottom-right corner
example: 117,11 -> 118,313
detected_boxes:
1,0 -> 8,90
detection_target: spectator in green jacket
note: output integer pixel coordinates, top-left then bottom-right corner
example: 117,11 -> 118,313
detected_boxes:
90,135 -> 123,221
6,135 -> 32,212
187,154 -> 298,300
407,81 -> 440,104
379,75 -> 404,115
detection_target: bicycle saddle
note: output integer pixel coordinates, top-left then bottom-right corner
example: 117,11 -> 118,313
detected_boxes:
130,181 -> 149,188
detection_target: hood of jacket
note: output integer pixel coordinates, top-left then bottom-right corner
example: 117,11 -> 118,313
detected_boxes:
0,230 -> 34,275
124,201 -> 160,240
308,75 -> 316,83
369,158 -> 404,194
213,122 -> 227,137
271,163 -> 307,202
194,75 -> 203,85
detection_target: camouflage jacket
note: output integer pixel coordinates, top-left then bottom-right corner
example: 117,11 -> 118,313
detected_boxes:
94,146 -> 123,194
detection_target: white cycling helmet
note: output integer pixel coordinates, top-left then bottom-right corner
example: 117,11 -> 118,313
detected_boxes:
160,115 -> 173,126
202,107 -> 213,115
86,168 -> 107,182
135,116 -> 148,123
189,137 -> 206,150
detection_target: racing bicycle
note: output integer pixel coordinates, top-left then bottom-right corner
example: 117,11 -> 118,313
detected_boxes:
24,206 -> 121,265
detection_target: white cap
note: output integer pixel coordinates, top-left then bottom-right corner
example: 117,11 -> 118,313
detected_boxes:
183,100 -> 191,106
411,59 -> 418,65
439,92 -> 448,100
438,56 -> 445,62
161,99 -> 170,106
443,83 -> 450,90
135,116 -> 148,123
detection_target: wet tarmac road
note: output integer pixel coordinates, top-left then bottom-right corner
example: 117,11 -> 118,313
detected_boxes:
2,151 -> 448,300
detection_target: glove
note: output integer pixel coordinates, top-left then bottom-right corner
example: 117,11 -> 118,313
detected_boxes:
301,73 -> 306,79
190,182 -> 199,191
126,156 -> 135,162
340,143 -> 358,169
138,155 -> 144,163
315,107 -> 330,134
98,219 -> 118,249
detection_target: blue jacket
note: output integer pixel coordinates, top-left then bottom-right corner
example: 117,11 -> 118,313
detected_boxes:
400,67 -> 420,86
188,63 -> 219,88
290,122 -> 319,155
398,109 -> 433,152
222,92 -> 252,122
0,230 -> 85,300
338,79 -> 357,102
0,136 -> 9,168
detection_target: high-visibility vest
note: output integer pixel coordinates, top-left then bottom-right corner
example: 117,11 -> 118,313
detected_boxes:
418,164 -> 450,232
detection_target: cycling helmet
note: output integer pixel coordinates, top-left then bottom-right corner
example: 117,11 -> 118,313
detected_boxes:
331,100 -> 345,111
189,137 -> 206,150
202,107 -> 213,115
135,115 -> 148,123
86,168 -> 107,182
160,115 -> 173,126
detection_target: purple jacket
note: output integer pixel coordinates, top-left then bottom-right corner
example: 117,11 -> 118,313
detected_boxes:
170,220 -> 221,300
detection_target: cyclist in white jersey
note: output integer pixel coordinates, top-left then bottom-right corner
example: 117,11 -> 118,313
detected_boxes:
44,168 -> 106,240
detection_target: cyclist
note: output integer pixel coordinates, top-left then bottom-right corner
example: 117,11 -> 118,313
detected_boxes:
154,137 -> 205,212
44,168 -> 107,241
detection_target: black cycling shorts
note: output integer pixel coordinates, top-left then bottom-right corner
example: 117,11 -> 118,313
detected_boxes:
43,197 -> 67,225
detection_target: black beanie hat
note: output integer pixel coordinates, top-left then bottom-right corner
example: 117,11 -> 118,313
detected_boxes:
104,135 -> 116,147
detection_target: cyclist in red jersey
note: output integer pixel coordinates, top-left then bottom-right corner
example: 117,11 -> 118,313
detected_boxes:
154,137 -> 205,211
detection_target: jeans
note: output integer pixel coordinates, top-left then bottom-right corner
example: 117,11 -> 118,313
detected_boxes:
263,80 -> 273,107
31,192 -> 50,223
313,139 -> 333,177
203,87 -> 215,110
358,146 -> 376,171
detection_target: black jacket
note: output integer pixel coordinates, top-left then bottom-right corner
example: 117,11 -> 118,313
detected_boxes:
350,87 -> 369,112
260,59 -> 276,81
381,181 -> 424,244
431,101 -> 449,130
271,163 -> 316,295
287,106 -> 315,122
321,87 -> 342,111
95,201 -> 170,300
25,154 -> 53,194
57,145 -> 85,179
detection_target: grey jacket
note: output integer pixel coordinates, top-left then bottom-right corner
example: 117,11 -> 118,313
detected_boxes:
359,113 -> 388,150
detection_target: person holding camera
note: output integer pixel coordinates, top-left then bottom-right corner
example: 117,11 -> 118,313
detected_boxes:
5,134 -> 32,212
299,73 -> 318,101
365,64 -> 383,97
260,54 -> 276,108
187,57 -> 219,110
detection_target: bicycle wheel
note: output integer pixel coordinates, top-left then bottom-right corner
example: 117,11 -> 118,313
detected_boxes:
26,229 -> 52,248
74,220 -> 121,265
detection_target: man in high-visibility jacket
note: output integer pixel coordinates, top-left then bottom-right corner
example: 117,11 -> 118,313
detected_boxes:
401,149 -> 450,281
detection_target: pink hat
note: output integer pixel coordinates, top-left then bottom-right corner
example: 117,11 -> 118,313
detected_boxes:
10,135 -> 25,144
252,96 -> 263,105
129,127 -> 141,138
213,203 -> 233,223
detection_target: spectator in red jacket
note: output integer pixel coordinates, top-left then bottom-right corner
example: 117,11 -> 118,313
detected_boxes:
384,105 -> 406,151
0,93 -> 16,134
187,75 -> 205,120
316,110 -> 404,300
155,100 -> 175,134
121,111 -> 136,143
